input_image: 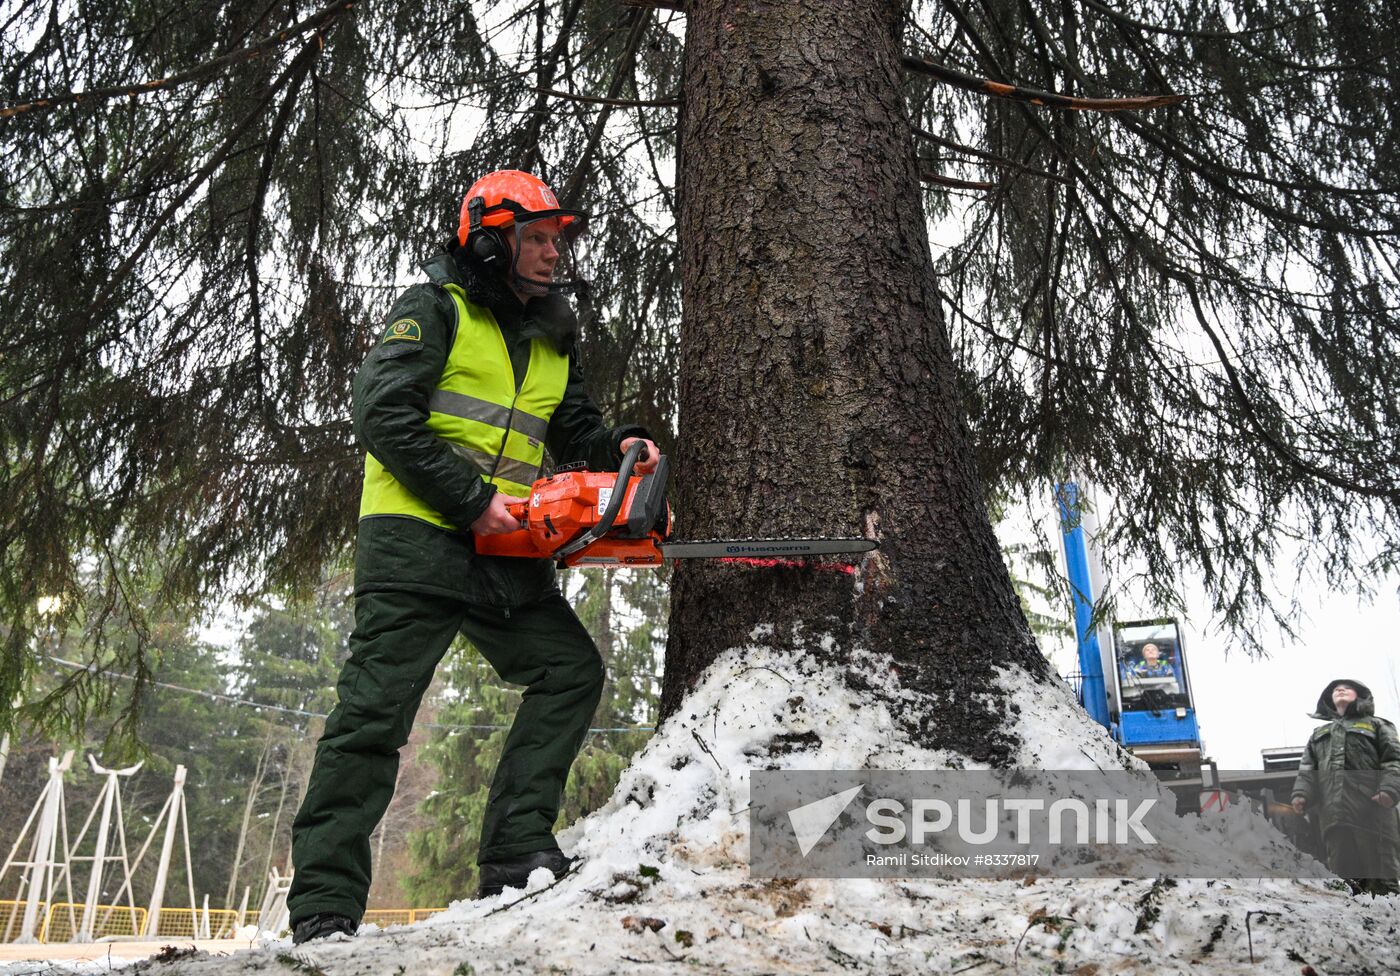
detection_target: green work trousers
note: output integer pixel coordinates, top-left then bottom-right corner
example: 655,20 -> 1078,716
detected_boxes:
1324,826 -> 1400,895
286,586 -> 604,925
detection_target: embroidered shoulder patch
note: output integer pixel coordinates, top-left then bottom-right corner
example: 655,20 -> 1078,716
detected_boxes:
384,318 -> 422,343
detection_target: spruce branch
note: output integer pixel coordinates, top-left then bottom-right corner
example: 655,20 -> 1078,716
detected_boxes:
914,126 -> 1071,184
919,169 -> 999,191
1044,118 -> 1400,503
519,0 -> 588,176
0,0 -> 356,119
88,33 -> 328,336
248,43 -> 318,421
1179,279 -> 1400,503
1078,0 -> 1323,42
901,53 -> 1185,111
532,87 -> 679,108
557,7 -> 650,208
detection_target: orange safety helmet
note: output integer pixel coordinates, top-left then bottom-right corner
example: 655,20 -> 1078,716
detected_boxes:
457,170 -> 577,245
457,170 -> 589,295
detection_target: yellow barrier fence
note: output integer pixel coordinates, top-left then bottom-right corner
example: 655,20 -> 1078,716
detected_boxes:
362,909 -> 412,928
362,908 -> 446,929
40,903 -> 146,942
150,907 -> 243,940
1,900 -> 46,943
1,901 -> 444,942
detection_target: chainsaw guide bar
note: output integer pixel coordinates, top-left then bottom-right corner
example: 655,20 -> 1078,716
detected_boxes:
658,538 -> 878,559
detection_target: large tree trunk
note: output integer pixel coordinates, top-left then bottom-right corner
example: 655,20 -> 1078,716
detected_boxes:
662,0 -> 1049,764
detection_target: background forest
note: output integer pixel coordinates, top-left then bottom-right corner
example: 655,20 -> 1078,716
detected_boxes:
1,567 -> 666,910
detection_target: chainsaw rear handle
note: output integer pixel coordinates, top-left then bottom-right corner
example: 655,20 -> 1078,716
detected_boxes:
555,439 -> 649,559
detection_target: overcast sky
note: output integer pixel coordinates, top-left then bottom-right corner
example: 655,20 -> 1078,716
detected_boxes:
1176,573 -> 1400,768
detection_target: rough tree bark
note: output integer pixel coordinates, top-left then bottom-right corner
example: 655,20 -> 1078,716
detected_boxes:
661,0 -> 1050,764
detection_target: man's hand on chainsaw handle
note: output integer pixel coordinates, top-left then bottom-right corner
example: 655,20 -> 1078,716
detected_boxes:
472,492 -> 527,535
620,436 -> 660,474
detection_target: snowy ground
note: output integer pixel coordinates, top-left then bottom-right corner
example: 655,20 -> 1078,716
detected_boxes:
8,634 -> 1395,975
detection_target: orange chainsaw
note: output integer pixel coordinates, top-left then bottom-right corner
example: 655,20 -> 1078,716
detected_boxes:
474,440 -> 877,568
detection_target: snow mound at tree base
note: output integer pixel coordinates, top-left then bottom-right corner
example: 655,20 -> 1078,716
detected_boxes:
17,640 -> 1393,976
559,634 -> 1317,882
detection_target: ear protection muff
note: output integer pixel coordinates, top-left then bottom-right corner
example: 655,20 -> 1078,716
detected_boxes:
467,196 -> 510,266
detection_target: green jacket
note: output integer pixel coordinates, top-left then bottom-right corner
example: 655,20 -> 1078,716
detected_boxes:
351,248 -> 648,608
1291,679 -> 1400,859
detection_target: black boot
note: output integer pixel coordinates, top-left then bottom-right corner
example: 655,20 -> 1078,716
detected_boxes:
292,912 -> 358,944
476,849 -> 576,898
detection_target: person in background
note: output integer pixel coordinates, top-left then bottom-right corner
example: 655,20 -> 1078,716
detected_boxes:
1291,679 -> 1400,896
1124,642 -> 1175,678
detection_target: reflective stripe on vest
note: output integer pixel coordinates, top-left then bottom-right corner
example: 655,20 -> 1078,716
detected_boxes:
358,282 -> 570,529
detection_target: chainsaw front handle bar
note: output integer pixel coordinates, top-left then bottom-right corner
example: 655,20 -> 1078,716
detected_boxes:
553,439 -> 649,560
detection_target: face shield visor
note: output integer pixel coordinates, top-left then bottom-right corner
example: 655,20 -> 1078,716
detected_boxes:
504,209 -> 590,297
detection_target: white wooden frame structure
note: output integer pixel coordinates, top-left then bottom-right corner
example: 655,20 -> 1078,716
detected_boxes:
0,750 -> 76,943
2,756 -> 206,943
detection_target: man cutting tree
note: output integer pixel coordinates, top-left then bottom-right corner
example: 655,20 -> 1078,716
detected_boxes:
287,170 -> 658,943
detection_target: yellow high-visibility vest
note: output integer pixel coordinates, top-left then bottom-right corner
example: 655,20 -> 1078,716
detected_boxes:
359,282 -> 569,529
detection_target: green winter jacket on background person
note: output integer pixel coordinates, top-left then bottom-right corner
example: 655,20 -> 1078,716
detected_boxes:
1291,678 -> 1400,888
